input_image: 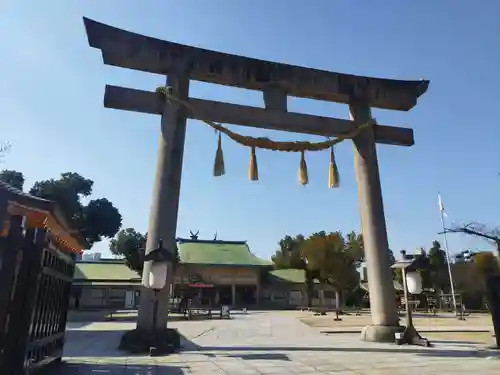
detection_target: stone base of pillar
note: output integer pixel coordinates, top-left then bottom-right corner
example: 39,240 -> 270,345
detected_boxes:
360,324 -> 404,343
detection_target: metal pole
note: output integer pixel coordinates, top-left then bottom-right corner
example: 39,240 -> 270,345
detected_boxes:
439,206 -> 457,313
402,268 -> 412,327
153,290 -> 159,329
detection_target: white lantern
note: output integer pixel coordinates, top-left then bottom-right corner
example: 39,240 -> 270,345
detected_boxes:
406,271 -> 422,294
148,262 -> 168,290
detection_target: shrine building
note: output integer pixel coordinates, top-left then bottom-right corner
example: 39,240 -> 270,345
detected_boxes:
72,238 -> 337,310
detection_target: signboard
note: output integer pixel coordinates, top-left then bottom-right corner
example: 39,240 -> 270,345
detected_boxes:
188,274 -> 214,288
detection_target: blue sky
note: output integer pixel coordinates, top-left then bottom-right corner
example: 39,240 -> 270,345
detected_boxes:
1,1 -> 499,259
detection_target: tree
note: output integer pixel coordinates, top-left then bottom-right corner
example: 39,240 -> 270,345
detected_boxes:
414,248 -> 434,290
452,251 -> 500,308
110,228 -> 182,276
305,232 -> 359,288
82,198 -> 123,245
345,231 -> 364,267
110,228 -> 147,275
427,240 -> 449,293
0,169 -> 25,190
472,252 -> 500,279
300,231 -> 362,308
272,231 -> 364,308
29,172 -> 122,247
272,234 -> 306,270
272,234 -> 312,304
388,249 -> 396,265
443,223 -> 500,264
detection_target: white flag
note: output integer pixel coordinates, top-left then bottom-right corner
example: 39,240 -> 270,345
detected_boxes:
438,193 -> 448,217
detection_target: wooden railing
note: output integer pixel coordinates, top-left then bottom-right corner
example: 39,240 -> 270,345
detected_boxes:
0,215 -> 75,374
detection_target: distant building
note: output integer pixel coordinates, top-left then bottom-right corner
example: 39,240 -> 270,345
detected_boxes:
71,238 -> 337,310
82,253 -> 102,261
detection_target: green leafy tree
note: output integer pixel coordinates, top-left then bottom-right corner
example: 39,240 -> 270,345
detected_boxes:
29,172 -> 122,247
0,170 -> 122,248
110,228 -> 147,275
414,247 -> 433,289
0,169 -> 25,190
393,250 -> 404,285
388,249 -> 396,265
345,231 -> 364,267
272,234 -> 306,270
452,251 -> 499,306
427,240 -> 449,293
301,232 -> 360,301
472,252 -> 500,279
273,231 -> 365,307
110,228 -> 181,276
272,234 -> 312,305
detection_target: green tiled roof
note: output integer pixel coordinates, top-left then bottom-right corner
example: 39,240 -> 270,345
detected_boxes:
73,240 -> 273,284
74,261 -> 141,283
267,269 -> 318,284
177,239 -> 273,267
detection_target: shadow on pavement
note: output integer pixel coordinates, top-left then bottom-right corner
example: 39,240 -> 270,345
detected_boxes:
225,352 -> 291,361
47,362 -> 186,374
63,329 -> 198,357
321,329 -> 492,334
410,313 -> 466,319
195,345 -> 500,359
431,340 -> 486,345
67,309 -> 116,322
68,313 -> 235,323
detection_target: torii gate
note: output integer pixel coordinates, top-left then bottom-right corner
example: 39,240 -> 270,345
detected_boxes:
83,17 -> 429,342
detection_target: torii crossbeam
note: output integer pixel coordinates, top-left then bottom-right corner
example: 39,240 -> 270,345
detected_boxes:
83,17 -> 429,343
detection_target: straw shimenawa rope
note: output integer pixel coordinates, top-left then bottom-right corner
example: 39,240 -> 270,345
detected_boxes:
156,86 -> 375,186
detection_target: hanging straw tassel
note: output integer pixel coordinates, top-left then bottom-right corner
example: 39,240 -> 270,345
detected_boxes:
298,151 -> 309,185
328,146 -> 340,188
248,146 -> 259,181
213,132 -> 225,177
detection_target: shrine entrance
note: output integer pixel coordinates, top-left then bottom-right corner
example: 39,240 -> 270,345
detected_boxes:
83,17 -> 429,342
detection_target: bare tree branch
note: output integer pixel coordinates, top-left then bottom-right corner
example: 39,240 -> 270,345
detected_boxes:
441,227 -> 498,242
439,222 -> 500,263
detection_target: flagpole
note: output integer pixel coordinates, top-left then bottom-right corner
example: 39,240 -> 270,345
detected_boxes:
438,192 -> 457,314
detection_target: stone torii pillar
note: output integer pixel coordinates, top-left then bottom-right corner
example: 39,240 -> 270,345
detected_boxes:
350,102 -> 401,341
138,70 -> 189,329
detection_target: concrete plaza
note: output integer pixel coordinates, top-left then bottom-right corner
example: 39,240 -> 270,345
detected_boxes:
53,310 -> 499,375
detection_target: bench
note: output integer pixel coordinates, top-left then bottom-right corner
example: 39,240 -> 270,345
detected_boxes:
220,305 -> 231,319
186,307 -> 212,320
185,306 -> 232,320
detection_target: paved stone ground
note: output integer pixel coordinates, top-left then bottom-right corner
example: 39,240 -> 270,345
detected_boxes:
52,311 -> 500,375
300,311 -> 494,333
